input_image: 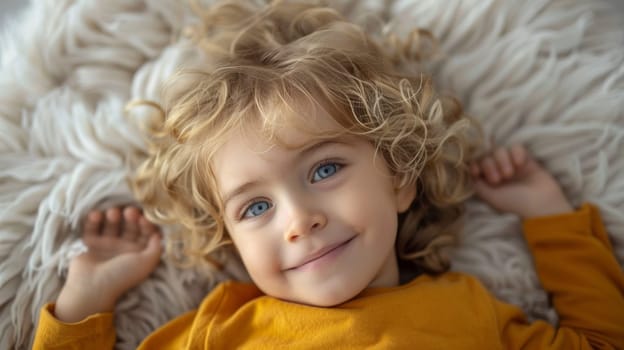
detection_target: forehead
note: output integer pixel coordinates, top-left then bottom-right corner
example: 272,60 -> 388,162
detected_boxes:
235,98 -> 349,152
209,99 -> 349,193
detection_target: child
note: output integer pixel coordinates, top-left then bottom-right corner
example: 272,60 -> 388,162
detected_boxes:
33,0 -> 624,348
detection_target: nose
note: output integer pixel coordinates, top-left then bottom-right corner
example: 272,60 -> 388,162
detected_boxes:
284,203 -> 327,243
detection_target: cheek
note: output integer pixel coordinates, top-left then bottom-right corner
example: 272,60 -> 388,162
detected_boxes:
231,233 -> 281,280
234,238 -> 263,266
337,178 -> 398,227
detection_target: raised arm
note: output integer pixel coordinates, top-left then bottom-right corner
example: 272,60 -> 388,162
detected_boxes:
33,206 -> 162,349
471,145 -> 624,349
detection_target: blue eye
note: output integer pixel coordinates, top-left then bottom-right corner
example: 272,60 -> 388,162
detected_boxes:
312,162 -> 341,182
243,200 -> 272,218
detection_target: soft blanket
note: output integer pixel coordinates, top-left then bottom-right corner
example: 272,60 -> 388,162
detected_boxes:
0,0 -> 623,348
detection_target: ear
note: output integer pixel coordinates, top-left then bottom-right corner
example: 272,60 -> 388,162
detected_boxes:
394,179 -> 417,214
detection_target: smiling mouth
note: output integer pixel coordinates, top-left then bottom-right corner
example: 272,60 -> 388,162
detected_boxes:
287,236 -> 355,271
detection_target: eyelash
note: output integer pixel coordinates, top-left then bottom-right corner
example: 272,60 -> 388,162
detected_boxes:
236,159 -> 344,221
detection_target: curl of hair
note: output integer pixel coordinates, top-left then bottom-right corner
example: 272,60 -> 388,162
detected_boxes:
129,0 -> 481,272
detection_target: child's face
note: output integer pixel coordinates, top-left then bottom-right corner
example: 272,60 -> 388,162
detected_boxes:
212,103 -> 416,307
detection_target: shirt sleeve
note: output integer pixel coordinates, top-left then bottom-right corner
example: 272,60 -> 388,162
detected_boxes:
495,203 -> 624,349
32,303 -> 115,350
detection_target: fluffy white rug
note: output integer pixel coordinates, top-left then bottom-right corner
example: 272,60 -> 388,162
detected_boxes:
1,0 -> 623,348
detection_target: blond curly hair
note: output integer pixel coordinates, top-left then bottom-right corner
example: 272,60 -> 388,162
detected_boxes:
131,0 -> 480,274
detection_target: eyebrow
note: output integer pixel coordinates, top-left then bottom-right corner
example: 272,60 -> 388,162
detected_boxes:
221,138 -> 347,210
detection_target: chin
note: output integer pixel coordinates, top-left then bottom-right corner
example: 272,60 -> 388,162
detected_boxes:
295,288 -> 361,308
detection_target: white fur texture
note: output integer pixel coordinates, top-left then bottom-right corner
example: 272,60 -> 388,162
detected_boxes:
0,0 -> 622,348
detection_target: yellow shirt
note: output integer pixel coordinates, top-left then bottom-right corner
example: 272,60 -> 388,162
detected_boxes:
33,204 -> 624,349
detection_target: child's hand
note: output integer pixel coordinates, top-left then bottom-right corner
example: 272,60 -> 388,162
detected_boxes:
470,145 -> 573,219
55,207 -> 162,323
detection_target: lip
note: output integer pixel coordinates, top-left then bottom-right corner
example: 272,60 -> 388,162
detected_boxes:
286,236 -> 355,271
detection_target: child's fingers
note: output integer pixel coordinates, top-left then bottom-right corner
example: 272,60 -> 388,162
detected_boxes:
473,145 -> 529,184
139,216 -> 160,235
137,216 -> 160,246
102,207 -> 122,237
82,210 -> 103,245
493,148 -> 514,179
469,162 -> 481,177
510,144 -> 527,168
142,233 -> 163,257
122,207 -> 140,242
480,157 -> 501,184
139,233 -> 163,272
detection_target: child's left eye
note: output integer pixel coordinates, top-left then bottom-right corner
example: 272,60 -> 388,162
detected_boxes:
312,162 -> 342,183
242,200 -> 272,219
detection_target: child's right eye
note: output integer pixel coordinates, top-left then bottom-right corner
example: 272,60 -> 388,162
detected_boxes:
242,200 -> 272,219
